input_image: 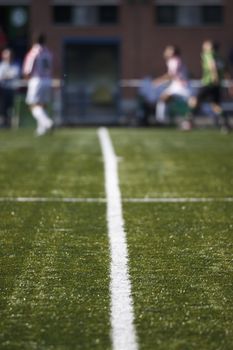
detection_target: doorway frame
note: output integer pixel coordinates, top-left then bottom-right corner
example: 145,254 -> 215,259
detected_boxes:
62,36 -> 121,125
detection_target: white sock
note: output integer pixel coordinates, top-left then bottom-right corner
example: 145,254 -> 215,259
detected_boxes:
156,101 -> 166,122
31,106 -> 53,133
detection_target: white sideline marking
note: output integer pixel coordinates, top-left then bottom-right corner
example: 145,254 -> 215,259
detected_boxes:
98,128 -> 138,350
123,197 -> 233,203
0,197 -> 232,203
0,197 -> 106,203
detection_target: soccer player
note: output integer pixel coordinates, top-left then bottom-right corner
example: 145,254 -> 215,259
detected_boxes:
138,75 -> 157,126
189,40 -> 230,133
154,45 -> 191,127
23,33 -> 53,136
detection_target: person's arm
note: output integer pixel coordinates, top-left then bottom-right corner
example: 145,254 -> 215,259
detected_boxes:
22,48 -> 37,79
153,73 -> 170,85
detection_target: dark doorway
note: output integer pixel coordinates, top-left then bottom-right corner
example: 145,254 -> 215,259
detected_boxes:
63,40 -> 120,125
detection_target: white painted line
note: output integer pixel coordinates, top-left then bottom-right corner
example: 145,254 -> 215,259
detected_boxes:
98,128 -> 138,350
0,197 -> 106,203
0,197 -> 232,204
123,197 -> 233,203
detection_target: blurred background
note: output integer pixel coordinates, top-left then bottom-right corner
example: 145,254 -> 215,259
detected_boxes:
0,0 -> 233,126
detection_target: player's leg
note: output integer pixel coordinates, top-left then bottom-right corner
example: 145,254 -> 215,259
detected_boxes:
156,100 -> 167,123
210,85 -> 231,133
156,91 -> 171,123
188,85 -> 207,116
27,78 -> 53,135
0,88 -> 12,128
30,104 -> 53,136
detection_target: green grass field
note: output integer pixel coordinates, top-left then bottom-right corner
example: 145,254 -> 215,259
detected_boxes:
0,128 -> 233,350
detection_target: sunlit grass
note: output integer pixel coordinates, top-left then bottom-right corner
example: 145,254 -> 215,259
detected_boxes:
0,202 -> 111,350
125,203 -> 233,350
110,129 -> 233,198
1,127 -> 233,350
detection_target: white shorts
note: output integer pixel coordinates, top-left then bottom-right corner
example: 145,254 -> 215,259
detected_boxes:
163,81 -> 191,100
26,77 -> 52,105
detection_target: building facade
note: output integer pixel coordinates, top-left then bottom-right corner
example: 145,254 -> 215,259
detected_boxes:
1,0 -> 233,123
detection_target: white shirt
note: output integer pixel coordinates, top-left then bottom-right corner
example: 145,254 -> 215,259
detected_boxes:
23,44 -> 53,79
167,56 -> 188,83
0,61 -> 20,88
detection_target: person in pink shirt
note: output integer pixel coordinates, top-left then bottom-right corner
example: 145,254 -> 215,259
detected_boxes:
154,45 -> 191,126
23,33 -> 53,136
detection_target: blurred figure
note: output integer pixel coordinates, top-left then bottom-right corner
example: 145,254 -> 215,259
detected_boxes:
23,33 -> 53,136
138,75 -> 159,125
138,75 -> 169,126
138,75 -> 155,125
0,48 -> 20,128
154,45 -> 191,127
189,40 -> 230,133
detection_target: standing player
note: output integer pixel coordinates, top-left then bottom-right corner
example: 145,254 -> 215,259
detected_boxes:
23,33 -> 53,136
189,40 -> 230,132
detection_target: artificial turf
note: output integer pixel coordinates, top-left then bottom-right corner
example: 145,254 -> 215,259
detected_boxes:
110,129 -> 233,198
0,128 -> 233,350
0,202 -> 111,350
0,129 -> 110,349
0,129 -> 104,198
124,202 -> 233,350
110,128 -> 233,349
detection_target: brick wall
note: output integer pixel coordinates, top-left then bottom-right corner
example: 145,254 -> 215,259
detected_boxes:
30,0 -> 233,81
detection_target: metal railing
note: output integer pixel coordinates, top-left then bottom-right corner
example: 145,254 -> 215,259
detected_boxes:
6,78 -> 233,127
119,79 -> 233,88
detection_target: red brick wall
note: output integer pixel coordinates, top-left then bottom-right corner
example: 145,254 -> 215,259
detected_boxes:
120,0 -> 233,80
30,0 -> 233,82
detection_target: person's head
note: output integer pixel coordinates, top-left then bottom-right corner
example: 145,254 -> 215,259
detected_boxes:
1,48 -> 13,62
202,40 -> 213,53
32,32 -> 47,46
163,45 -> 180,60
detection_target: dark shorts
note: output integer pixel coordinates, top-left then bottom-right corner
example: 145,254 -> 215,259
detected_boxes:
197,84 -> 221,105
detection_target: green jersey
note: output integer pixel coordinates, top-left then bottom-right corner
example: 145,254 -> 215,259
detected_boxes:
202,51 -> 215,85
201,51 -> 225,86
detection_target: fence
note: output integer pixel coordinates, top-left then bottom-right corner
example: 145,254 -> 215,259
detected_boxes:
5,78 -> 233,127
9,79 -> 62,128
119,79 -> 233,125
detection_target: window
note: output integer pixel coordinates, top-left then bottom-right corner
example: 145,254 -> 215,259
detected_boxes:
202,5 -> 223,24
156,5 -> 224,26
53,5 -> 119,26
156,6 -> 176,25
73,6 -> 96,26
98,6 -> 118,24
177,6 -> 201,26
53,5 -> 72,24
